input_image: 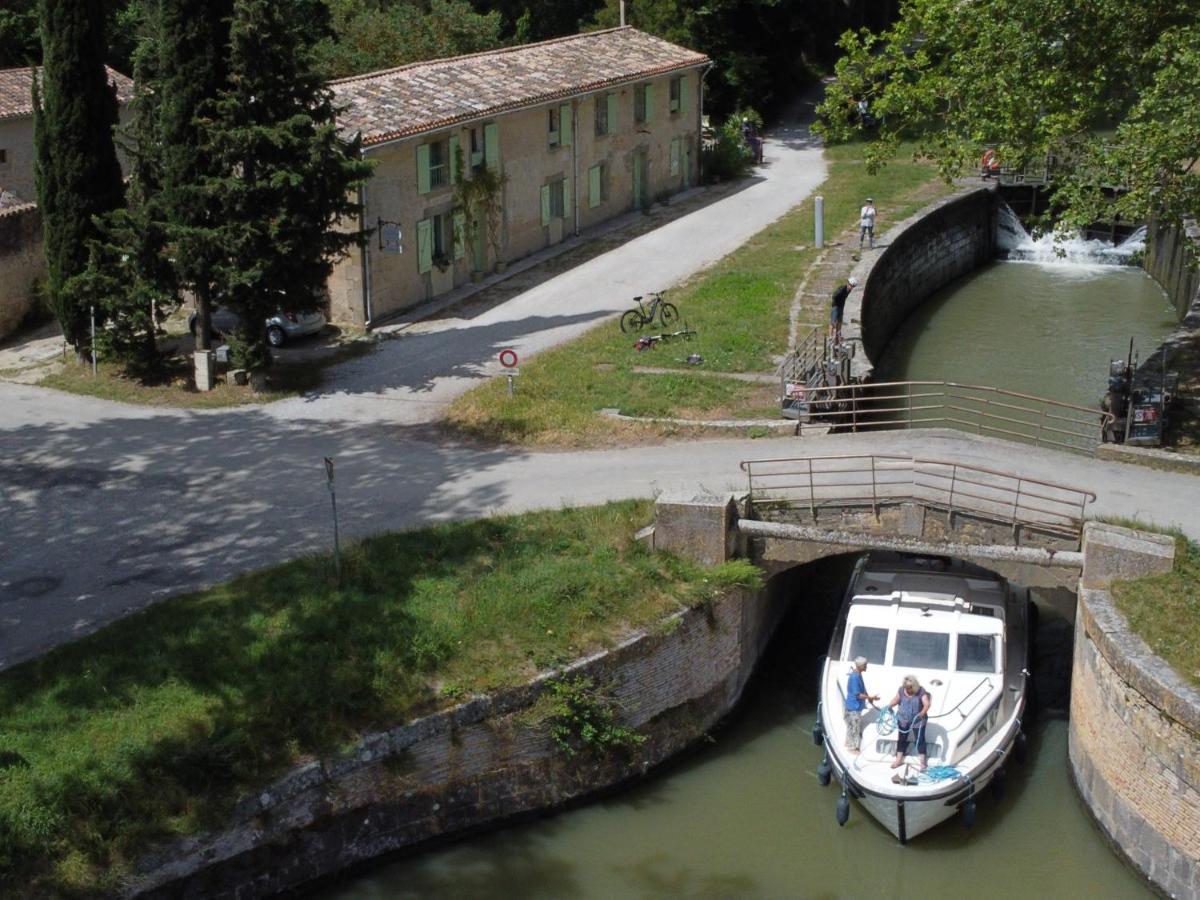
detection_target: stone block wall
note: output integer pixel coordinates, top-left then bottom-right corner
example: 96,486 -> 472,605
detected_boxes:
1145,217 -> 1200,322
127,585 -> 787,898
847,187 -> 998,375
1070,525 -> 1198,900
0,202 -> 45,340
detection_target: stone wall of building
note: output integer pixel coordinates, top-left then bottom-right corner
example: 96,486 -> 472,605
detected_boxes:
845,186 -> 998,379
1070,524 -> 1198,900
0,202 -> 45,340
127,583 -> 787,898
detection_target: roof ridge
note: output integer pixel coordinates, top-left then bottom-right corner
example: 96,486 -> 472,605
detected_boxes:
330,25 -> 638,86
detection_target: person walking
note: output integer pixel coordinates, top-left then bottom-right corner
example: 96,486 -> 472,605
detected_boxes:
830,276 -> 858,343
860,197 -> 877,249
844,656 -> 879,754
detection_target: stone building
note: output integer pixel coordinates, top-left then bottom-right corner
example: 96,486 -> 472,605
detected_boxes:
0,65 -> 134,204
327,26 -> 710,325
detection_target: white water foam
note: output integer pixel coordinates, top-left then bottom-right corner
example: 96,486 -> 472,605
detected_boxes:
997,205 -> 1145,271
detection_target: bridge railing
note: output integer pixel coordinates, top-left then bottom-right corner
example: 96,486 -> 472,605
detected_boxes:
791,380 -> 1112,455
738,454 -> 1097,543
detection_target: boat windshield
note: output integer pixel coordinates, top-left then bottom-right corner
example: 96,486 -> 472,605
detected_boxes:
956,633 -> 997,673
847,625 -> 888,664
893,630 -> 950,669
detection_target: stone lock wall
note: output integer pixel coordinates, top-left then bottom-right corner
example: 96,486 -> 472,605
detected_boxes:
0,202 -> 45,340
1145,217 -> 1200,322
846,186 -> 999,377
127,580 -> 787,898
1070,524 -> 1199,900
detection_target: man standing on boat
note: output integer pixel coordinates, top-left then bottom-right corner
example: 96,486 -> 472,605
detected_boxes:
844,656 -> 879,754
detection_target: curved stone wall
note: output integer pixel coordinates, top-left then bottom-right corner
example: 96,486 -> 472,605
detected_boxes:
844,186 -> 999,379
126,584 -> 787,898
1072,526 -> 1199,900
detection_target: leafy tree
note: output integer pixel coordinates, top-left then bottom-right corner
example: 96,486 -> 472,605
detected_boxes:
203,0 -> 373,371
815,0 -> 1199,231
33,0 -> 126,353
314,0 -> 503,79
158,0 -> 234,352
479,0 -> 603,42
2,0 -> 144,70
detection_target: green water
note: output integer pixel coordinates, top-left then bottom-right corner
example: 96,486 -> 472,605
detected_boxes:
319,561 -> 1151,900
874,262 -> 1177,408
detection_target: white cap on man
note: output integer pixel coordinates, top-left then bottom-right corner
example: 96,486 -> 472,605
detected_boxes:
848,276 -> 859,287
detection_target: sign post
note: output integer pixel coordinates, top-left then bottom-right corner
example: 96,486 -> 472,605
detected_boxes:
499,348 -> 519,396
324,457 -> 341,585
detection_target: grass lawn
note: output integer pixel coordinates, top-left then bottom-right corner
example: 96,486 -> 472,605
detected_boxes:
445,142 -> 949,447
0,501 -> 758,895
1111,533 -> 1200,687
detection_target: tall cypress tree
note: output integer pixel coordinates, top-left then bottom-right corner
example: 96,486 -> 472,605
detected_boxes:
158,0 -> 233,352
33,0 -> 125,353
204,0 -> 372,371
69,0 -> 177,378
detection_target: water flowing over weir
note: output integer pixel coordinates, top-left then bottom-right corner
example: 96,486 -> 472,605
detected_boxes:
876,206 -> 1175,409
996,205 -> 1147,268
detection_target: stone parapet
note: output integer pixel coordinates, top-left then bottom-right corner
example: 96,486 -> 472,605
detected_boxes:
1081,522 -> 1176,589
126,584 -> 785,898
1071,531 -> 1200,900
0,202 -> 44,340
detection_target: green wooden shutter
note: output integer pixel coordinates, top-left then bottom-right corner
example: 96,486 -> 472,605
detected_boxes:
452,211 -> 466,259
607,92 -> 618,134
681,75 -> 689,116
588,165 -> 601,208
416,144 -> 431,195
449,135 -> 460,185
560,104 -> 573,146
540,185 -> 551,225
644,83 -> 654,122
670,138 -> 680,176
563,176 -> 572,219
417,218 -> 433,273
484,123 -> 499,170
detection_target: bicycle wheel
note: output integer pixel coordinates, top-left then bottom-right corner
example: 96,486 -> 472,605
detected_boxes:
658,302 -> 679,328
620,309 -> 644,333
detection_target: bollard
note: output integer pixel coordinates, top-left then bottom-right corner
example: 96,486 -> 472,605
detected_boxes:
815,195 -> 824,248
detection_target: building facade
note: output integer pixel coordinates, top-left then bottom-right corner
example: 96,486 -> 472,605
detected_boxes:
328,27 -> 710,325
0,66 -> 133,204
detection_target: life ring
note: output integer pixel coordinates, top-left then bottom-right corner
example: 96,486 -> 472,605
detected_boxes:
981,149 -> 999,171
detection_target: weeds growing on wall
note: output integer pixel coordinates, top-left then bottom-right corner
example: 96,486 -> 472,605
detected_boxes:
544,674 -> 646,758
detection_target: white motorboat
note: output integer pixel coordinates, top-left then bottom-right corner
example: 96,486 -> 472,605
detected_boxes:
814,552 -> 1031,842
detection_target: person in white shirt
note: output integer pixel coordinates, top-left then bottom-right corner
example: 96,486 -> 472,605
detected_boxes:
860,197 -> 877,249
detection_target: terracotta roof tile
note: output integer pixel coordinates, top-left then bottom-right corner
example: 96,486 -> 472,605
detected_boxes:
0,65 -> 133,121
332,27 -> 709,146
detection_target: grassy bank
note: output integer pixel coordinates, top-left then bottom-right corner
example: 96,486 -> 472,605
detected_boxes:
0,501 -> 758,894
445,142 -> 948,447
1111,533 -> 1200,687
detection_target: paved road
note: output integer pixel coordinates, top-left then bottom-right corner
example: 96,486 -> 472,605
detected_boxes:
2,101 -> 1196,672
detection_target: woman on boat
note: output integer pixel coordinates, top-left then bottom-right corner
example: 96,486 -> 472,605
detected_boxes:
888,675 -> 932,771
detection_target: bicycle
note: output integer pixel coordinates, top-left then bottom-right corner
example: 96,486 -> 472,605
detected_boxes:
620,291 -> 679,333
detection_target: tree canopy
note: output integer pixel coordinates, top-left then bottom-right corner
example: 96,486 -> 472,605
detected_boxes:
815,0 -> 1200,230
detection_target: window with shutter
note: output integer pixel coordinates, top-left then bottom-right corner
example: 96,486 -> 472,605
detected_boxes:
540,184 -> 551,225
560,104 -> 572,146
669,77 -> 681,114
417,218 -> 433,273
416,144 -> 431,195
484,123 -> 499,170
634,84 -> 647,123
548,108 -> 560,149
595,95 -> 609,137
588,164 -> 605,208
607,92 -> 619,134
449,135 -> 460,185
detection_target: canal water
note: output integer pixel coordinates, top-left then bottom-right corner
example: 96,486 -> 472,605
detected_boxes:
874,222 -> 1178,407
319,558 -> 1152,899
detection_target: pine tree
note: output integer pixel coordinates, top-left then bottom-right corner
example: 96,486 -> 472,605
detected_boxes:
33,0 -> 126,353
158,0 -> 233,352
204,0 -> 372,371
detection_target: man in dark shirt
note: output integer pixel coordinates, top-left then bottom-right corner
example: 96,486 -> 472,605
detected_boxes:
831,276 -> 858,343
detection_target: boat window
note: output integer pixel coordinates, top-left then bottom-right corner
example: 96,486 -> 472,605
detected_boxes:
957,634 -> 997,672
893,630 -> 949,669
847,626 -> 888,664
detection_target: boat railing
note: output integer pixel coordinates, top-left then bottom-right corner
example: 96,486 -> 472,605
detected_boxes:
739,453 -> 1096,544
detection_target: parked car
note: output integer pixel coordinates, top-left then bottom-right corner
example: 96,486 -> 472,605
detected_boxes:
187,305 -> 326,347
